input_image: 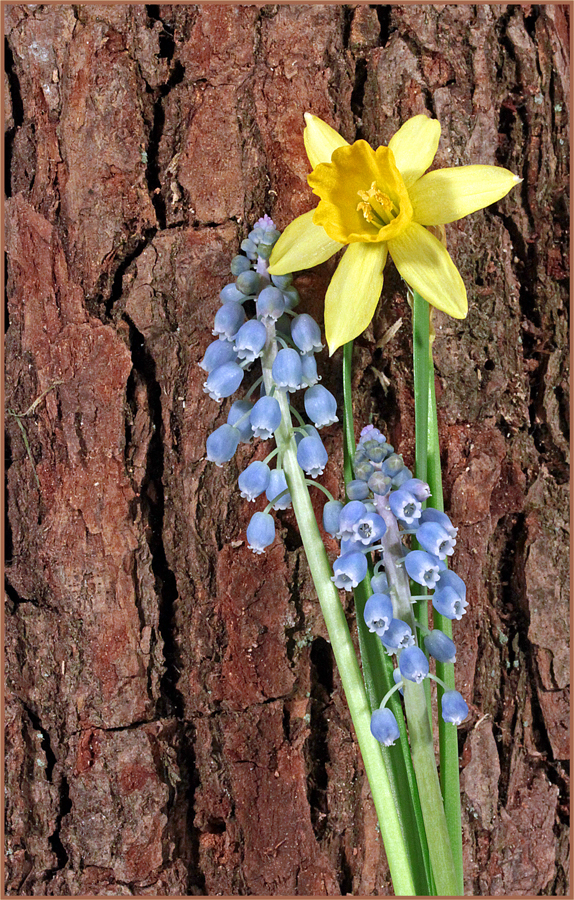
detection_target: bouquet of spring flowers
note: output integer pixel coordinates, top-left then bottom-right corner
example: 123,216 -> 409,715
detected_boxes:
201,113 -> 520,896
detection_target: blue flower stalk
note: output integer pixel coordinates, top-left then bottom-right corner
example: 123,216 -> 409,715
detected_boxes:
331,425 -> 469,894
201,217 -> 419,896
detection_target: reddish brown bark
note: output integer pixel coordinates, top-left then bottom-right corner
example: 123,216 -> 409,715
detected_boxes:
5,4 -> 569,895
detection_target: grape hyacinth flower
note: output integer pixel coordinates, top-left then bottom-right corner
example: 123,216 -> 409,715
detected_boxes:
199,338 -> 237,373
266,469 -> 292,510
441,691 -> 469,725
206,424 -> 241,466
203,216 -> 337,556
370,707 -> 400,747
213,302 -> 246,340
322,500 -> 343,536
204,361 -> 244,402
364,593 -> 393,637
332,551 -> 368,590
297,435 -> 329,478
238,461 -> 271,501
304,385 -> 338,428
250,396 -> 282,439
399,646 -> 430,683
424,629 -> 457,664
227,400 -> 253,442
246,511 -> 276,554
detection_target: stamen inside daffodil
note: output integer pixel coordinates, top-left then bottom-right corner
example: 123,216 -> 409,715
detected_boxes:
357,182 -> 399,227
308,140 -> 413,244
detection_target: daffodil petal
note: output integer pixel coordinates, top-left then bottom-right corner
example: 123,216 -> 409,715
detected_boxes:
388,223 -> 467,319
325,242 -> 388,354
409,165 -> 521,225
268,209 -> 343,276
303,113 -> 349,169
388,115 -> 441,188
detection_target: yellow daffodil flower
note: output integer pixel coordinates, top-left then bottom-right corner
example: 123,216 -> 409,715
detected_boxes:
268,113 -> 521,354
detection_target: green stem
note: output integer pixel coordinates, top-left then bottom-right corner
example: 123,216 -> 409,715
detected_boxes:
342,341 -> 433,896
377,498 -> 458,896
412,292 -> 464,895
427,347 -> 464,895
262,336 -> 417,897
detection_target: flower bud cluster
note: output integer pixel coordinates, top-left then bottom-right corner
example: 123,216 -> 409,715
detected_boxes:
325,425 -> 469,741
202,216 -> 339,554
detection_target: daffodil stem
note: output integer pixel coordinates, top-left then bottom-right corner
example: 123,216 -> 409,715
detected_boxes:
343,341 -> 434,896
261,336 -> 417,897
412,290 -> 464,895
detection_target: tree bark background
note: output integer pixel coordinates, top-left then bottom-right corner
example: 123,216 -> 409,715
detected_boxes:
4,3 -> 569,896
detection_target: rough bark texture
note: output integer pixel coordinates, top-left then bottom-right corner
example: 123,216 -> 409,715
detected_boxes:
4,4 -> 569,896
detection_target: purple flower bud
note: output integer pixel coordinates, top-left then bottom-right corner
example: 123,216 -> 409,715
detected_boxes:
227,399 -> 253,442
332,551 -> 368,590
271,272 -> 293,289
416,522 -> 456,559
441,690 -> 469,725
322,500 -> 344,536
404,550 -> 442,588
389,488 -> 422,525
380,619 -> 415,652
291,314 -> 324,354
424,630 -> 457,664
246,511 -> 276,554
360,425 -> 386,443
250,396 -> 282,440
363,440 -> 388,463
281,286 -> 300,309
256,286 -> 285,321
367,471 -> 392,495
238,461 -> 271,501
297,435 -> 328,478
354,460 -> 375,482
203,362 -> 244,401
337,501 -> 368,541
300,353 -> 321,386
304,385 -> 338,428
391,467 -> 413,487
371,571 -> 389,594
381,453 -> 405,476
399,645 -> 429,683
213,302 -> 247,340
370,708 -> 400,746
419,508 -> 458,538
236,269 -> 263,296
206,424 -> 241,466
399,478 -> 432,502
230,255 -> 252,276
220,282 -> 248,303
364,593 -> 393,637
199,339 -> 237,373
271,348 -> 303,392
234,320 -> 268,362
346,479 -> 370,501
266,468 -> 291,509
241,238 -> 258,259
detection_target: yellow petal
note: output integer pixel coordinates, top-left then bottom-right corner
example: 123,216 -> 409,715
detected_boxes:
268,209 -> 343,275
388,115 -> 441,188
309,142 -> 412,244
303,112 -> 349,169
325,242 -> 388,354
388,222 -> 467,319
409,165 -> 521,225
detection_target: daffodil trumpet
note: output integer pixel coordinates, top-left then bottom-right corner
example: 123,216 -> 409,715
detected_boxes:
268,113 -> 521,354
